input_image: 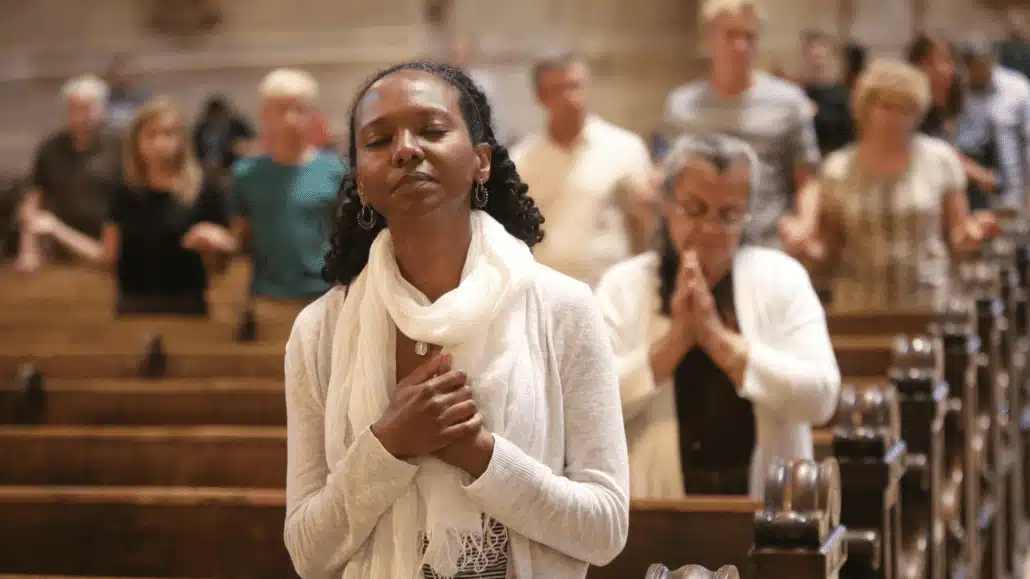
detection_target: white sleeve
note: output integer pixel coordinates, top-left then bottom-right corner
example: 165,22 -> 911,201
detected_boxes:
464,284 -> 630,566
738,257 -> 841,426
595,263 -> 665,421
282,304 -> 420,579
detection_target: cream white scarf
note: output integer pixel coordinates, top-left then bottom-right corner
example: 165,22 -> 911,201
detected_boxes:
325,210 -> 545,578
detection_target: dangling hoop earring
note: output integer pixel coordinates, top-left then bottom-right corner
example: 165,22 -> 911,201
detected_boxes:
472,181 -> 489,209
357,204 -> 377,230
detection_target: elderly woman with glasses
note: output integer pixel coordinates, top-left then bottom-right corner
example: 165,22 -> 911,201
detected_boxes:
786,58 -> 1000,310
595,133 -> 841,499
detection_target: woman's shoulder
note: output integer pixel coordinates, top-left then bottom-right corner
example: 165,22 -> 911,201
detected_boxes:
527,263 -> 609,335
287,286 -> 349,354
820,145 -> 857,180
911,134 -> 963,183
529,263 -> 594,310
735,246 -> 812,291
527,265 -> 613,368
912,133 -> 956,156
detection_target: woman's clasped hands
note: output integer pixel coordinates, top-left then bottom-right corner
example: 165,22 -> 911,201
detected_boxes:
372,353 -> 494,476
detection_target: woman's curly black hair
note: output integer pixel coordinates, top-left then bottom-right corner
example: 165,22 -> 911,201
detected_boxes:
322,61 -> 545,286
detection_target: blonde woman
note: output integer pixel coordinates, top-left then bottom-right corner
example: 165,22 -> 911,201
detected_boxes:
26,98 -> 235,315
785,58 -> 1000,310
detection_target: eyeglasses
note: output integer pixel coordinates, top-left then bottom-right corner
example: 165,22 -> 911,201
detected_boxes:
668,199 -> 752,231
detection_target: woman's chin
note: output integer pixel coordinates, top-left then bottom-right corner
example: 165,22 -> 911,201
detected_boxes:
387,193 -> 468,223
390,186 -> 443,213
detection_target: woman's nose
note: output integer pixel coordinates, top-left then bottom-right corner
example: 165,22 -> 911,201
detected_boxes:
391,130 -> 423,167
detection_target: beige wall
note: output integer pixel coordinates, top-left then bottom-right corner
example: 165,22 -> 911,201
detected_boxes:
0,0 -> 424,174
0,0 -> 1018,175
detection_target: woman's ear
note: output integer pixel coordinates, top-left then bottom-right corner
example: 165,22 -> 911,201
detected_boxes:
355,179 -> 366,205
474,143 -> 492,184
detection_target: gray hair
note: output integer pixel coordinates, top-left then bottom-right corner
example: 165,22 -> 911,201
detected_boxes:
701,0 -> 765,24
60,74 -> 109,120
531,50 -> 583,91
61,74 -> 109,107
661,133 -> 761,203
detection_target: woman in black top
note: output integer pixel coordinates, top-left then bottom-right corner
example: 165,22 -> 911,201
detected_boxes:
25,97 -> 236,315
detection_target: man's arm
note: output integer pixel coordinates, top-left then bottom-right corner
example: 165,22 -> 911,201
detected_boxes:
227,164 -> 252,252
617,137 -> 659,254
1018,81 -> 1030,207
15,187 -> 43,270
791,94 -> 822,218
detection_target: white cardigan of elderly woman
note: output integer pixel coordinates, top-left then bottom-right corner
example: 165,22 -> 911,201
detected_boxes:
595,133 -> 841,500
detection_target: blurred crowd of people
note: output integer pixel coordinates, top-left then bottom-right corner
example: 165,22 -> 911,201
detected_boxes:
10,1 -> 1030,573
4,1 -> 1030,346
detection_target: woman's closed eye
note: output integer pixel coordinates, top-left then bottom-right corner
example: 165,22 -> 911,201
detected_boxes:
421,125 -> 448,139
364,134 -> 391,149
363,126 -> 447,149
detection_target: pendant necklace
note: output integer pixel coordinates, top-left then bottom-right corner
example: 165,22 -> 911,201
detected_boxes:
415,341 -> 429,356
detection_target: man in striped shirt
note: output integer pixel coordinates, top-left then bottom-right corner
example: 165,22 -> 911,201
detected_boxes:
960,39 -> 1030,211
664,0 -> 821,252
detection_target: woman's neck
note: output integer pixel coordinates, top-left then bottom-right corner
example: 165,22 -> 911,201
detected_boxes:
146,167 -> 179,191
390,213 -> 473,302
858,133 -> 911,173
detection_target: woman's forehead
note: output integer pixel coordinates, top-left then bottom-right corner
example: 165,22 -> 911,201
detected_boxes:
357,70 -> 459,127
142,113 -> 180,132
675,159 -> 750,202
678,157 -> 749,184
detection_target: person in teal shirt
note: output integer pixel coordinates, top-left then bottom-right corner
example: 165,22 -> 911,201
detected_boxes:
230,68 -> 345,337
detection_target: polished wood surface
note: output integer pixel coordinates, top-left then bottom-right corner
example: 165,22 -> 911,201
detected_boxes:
6,256 -> 1030,579
0,378 -> 284,425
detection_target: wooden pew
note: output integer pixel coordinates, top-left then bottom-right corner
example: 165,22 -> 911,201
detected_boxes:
0,262 -> 298,342
833,383 -> 909,579
0,319 -> 293,347
0,486 -> 297,579
0,265 -> 901,579
0,264 -> 298,577
0,344 -> 284,379
0,378 -> 285,426
0,262 -> 253,304
591,498 -> 761,578
0,425 -> 286,487
0,572 -> 196,576
830,310 -> 983,579
825,252 -> 1030,579
588,458 -> 847,579
888,337 -> 949,579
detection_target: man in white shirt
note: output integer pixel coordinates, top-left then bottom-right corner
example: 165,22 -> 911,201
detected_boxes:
511,52 -> 655,287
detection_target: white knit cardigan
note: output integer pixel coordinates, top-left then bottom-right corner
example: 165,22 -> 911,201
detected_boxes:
282,267 -> 630,579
